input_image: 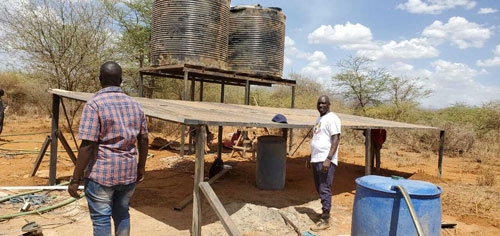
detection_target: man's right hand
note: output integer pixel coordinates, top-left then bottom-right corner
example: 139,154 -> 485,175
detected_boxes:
68,182 -> 80,198
137,167 -> 146,183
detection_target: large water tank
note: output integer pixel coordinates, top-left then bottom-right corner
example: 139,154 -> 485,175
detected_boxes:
352,175 -> 443,236
256,136 -> 287,190
228,5 -> 286,77
151,0 -> 230,69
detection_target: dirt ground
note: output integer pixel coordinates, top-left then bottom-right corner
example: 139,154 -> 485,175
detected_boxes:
0,117 -> 499,235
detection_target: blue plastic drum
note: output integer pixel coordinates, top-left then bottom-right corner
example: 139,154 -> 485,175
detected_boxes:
352,175 -> 442,236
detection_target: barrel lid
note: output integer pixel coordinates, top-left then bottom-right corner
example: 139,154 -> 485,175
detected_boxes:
355,175 -> 442,196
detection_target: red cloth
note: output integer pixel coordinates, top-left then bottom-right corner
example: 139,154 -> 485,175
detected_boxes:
371,129 -> 387,145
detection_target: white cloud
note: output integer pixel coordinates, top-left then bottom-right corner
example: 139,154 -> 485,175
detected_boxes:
420,60 -> 499,107
284,36 -> 309,66
307,23 -> 376,50
389,62 -> 433,78
476,44 -> 500,67
422,17 -> 491,49
477,57 -> 500,67
397,0 -> 476,15
383,60 -> 499,108
358,38 -> 439,60
301,51 -> 334,82
477,8 -> 498,14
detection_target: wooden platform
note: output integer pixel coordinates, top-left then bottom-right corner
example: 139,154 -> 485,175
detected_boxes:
48,89 -> 437,131
139,64 -> 296,87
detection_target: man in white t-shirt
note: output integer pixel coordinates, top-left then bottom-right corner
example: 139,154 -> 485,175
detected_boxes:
309,95 -> 341,231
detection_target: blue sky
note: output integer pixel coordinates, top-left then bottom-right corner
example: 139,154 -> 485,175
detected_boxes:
232,0 -> 500,108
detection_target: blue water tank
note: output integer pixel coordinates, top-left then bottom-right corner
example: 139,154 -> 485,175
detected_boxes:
352,175 -> 442,236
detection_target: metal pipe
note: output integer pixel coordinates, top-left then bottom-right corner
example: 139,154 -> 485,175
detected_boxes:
394,185 -> 425,236
0,186 -> 84,191
0,182 -> 69,203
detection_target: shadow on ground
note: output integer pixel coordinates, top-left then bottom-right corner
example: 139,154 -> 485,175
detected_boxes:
127,155 -> 415,231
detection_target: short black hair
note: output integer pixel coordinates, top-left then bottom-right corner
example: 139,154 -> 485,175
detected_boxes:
99,61 -> 122,87
0,88 -> 4,97
318,95 -> 330,104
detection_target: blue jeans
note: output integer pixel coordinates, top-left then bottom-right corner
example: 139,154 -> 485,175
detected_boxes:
312,162 -> 336,214
85,179 -> 136,236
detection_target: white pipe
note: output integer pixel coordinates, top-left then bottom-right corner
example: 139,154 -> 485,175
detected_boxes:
0,186 -> 84,190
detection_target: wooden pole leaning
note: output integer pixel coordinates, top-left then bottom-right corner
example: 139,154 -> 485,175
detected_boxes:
192,125 -> 205,236
199,182 -> 242,236
364,129 -> 372,176
31,136 -> 51,177
438,130 -> 445,178
49,94 -> 60,185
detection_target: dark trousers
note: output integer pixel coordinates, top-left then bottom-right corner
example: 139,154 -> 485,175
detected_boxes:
312,162 -> 336,214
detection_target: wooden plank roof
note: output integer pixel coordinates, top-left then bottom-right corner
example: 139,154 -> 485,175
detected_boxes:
49,89 -> 438,130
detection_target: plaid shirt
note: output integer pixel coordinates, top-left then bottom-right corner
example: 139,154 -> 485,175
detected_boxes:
78,86 -> 147,186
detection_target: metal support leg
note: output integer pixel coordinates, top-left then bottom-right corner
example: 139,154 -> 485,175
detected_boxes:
192,125 -> 205,236
189,77 -> 195,154
364,129 -> 372,176
49,95 -> 60,185
438,130 -> 445,178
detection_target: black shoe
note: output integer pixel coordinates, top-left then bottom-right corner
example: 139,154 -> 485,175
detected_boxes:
310,218 -> 331,231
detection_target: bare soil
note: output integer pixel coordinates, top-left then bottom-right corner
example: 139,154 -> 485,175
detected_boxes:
0,117 -> 499,235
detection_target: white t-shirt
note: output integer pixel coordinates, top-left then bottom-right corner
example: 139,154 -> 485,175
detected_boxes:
310,112 -> 341,164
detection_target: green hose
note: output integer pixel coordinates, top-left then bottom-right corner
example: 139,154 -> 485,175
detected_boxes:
0,148 -> 77,153
0,193 -> 85,220
0,132 -> 48,137
0,182 -> 69,203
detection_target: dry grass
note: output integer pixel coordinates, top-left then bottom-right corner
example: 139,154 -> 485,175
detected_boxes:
477,171 -> 496,187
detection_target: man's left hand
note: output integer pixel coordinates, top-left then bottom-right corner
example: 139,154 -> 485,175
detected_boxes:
137,167 -> 146,183
322,159 -> 331,173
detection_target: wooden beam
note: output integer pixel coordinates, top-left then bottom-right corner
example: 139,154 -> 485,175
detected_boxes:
192,125 -> 206,236
244,80 -> 250,105
289,86 -> 296,153
139,72 -> 144,97
49,95 -> 60,185
55,130 -> 77,165
180,125 -> 185,158
199,182 -> 242,236
174,165 -> 232,211
218,82 -> 225,160
183,70 -> 188,101
31,136 -> 51,177
199,80 -> 204,101
438,130 -> 445,178
365,129 -> 372,176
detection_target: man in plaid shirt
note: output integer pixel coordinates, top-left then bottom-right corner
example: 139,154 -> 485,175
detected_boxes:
68,62 -> 149,236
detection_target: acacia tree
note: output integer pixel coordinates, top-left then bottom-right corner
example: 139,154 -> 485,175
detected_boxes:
0,0 -> 112,92
0,0 -> 113,126
333,56 -> 389,111
387,76 -> 432,116
102,0 -> 161,97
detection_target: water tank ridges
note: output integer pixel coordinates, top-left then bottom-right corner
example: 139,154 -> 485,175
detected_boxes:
151,0 -> 230,69
228,5 -> 286,77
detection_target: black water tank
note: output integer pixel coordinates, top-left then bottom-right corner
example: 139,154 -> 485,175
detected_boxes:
151,0 -> 230,69
228,5 -> 286,77
256,135 -> 287,190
